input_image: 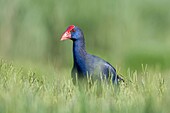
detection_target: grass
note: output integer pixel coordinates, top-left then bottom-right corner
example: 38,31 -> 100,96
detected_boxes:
0,59 -> 169,113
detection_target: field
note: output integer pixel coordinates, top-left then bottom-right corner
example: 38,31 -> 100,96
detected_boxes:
0,59 -> 169,113
1,0 -> 170,113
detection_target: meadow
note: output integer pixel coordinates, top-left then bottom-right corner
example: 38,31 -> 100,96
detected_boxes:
0,59 -> 169,113
0,0 -> 170,113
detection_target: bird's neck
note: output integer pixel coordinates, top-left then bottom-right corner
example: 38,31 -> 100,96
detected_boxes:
73,39 -> 87,65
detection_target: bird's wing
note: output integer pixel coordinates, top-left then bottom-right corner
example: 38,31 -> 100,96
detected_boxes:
105,62 -> 124,84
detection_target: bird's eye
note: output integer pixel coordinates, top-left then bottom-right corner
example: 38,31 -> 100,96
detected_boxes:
71,29 -> 75,32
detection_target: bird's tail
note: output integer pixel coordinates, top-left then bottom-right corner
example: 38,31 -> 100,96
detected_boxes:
117,74 -> 124,82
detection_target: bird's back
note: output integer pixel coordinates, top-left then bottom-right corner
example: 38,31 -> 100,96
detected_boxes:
72,53 -> 118,84
87,54 -> 118,82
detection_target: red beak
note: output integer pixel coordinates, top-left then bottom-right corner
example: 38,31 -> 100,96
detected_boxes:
60,25 -> 75,41
60,31 -> 71,41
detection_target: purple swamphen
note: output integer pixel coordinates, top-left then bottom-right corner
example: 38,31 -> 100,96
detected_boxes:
61,25 -> 124,85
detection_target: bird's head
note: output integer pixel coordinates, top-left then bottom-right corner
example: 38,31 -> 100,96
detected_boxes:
61,25 -> 84,41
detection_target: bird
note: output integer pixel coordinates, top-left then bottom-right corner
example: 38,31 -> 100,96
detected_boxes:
60,25 -> 124,85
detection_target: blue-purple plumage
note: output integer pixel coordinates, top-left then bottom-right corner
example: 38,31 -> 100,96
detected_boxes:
61,25 -> 123,84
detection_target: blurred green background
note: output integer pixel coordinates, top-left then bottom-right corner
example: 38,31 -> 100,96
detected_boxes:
0,0 -> 170,70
